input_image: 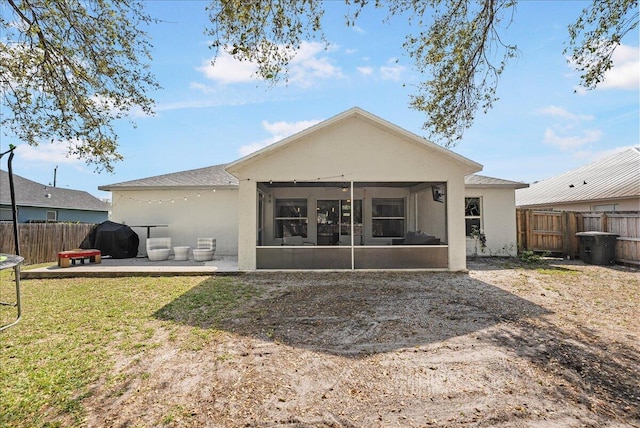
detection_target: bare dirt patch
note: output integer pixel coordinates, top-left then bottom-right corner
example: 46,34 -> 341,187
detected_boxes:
84,259 -> 640,427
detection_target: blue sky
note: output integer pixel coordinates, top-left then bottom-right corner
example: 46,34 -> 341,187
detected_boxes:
5,1 -> 639,199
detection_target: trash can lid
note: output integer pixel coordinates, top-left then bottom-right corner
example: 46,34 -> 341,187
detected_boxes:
575,231 -> 619,237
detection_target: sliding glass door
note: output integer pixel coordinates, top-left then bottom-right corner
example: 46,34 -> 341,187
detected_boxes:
316,199 -> 362,246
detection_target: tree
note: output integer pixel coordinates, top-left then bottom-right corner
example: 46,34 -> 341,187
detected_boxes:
566,0 -> 639,90
0,0 -> 160,172
206,0 -> 638,147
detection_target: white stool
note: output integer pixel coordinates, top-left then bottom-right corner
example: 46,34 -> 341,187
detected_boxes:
173,246 -> 190,261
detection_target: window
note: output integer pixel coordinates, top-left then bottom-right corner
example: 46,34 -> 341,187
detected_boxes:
372,198 -> 405,237
275,199 -> 308,238
464,197 -> 481,236
592,204 -> 617,212
46,210 -> 57,222
0,208 -> 12,221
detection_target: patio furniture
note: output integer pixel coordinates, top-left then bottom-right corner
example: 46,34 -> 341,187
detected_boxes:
58,249 -> 102,268
147,237 -> 171,261
173,246 -> 190,261
282,235 -> 315,246
193,238 -> 215,261
392,231 -> 441,245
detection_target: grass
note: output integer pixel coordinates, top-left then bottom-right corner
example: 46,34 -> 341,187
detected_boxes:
0,272 -> 257,428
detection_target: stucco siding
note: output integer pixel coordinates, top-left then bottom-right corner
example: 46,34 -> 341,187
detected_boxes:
231,117 -> 477,182
465,188 -> 518,256
415,189 -> 447,242
110,189 -> 239,256
231,116 -> 475,270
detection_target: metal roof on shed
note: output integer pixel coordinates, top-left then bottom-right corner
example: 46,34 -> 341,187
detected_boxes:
516,148 -> 640,207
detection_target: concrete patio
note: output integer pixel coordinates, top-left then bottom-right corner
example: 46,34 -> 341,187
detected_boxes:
21,255 -> 239,279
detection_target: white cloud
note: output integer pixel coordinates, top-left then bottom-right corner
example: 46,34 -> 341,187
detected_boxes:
598,44 -> 639,90
380,58 -> 405,81
239,118 -> 322,156
571,43 -> 639,93
357,66 -> 373,75
17,140 -> 84,165
196,50 -> 260,85
537,105 -> 603,151
195,41 -> 342,88
288,41 -> 343,87
344,48 -> 358,55
352,25 -> 365,34
543,128 -> 603,151
536,105 -> 594,121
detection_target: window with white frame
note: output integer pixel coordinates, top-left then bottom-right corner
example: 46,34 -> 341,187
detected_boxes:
275,199 -> 308,238
372,198 -> 405,237
464,197 -> 481,237
46,210 -> 57,222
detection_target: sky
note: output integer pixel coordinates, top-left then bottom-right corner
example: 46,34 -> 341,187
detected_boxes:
3,1 -> 639,200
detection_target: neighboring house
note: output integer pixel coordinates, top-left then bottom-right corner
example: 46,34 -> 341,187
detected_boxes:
0,169 -> 110,223
100,107 -> 526,270
516,147 -> 640,212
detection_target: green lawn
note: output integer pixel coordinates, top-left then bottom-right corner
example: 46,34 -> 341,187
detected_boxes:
0,272 -> 257,428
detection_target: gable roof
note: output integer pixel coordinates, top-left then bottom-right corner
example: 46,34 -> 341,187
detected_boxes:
465,174 -> 528,189
226,107 -> 482,174
0,170 -> 110,212
516,148 -> 640,207
98,164 -> 239,191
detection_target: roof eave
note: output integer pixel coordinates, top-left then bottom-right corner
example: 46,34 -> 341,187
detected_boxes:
98,184 -> 239,191
466,183 -> 529,189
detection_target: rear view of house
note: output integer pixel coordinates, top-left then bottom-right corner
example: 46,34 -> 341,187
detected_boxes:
101,107 -> 526,271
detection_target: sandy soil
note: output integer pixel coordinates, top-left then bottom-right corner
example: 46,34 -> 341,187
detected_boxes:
84,258 -> 640,427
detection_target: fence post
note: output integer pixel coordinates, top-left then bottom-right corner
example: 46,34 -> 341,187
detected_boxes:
525,209 -> 533,252
562,211 -> 569,258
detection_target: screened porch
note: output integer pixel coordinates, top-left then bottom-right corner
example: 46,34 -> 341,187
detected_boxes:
255,181 -> 449,269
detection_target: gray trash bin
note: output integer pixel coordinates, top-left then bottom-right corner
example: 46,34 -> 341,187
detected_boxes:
575,232 -> 618,265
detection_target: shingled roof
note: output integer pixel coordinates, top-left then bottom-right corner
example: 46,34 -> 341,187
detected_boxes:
98,164 -> 239,190
465,174 -> 528,189
0,170 -> 110,212
516,147 -> 640,207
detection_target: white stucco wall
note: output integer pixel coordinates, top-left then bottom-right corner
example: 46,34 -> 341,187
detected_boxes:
230,114 -> 479,270
415,188 -> 447,241
110,188 -> 239,256
465,187 -> 519,257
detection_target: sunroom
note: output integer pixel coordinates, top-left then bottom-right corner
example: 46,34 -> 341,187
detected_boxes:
226,107 -> 482,271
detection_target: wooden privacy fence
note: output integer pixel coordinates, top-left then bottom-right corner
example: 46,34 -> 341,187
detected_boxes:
517,209 -> 640,265
0,223 -> 96,265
